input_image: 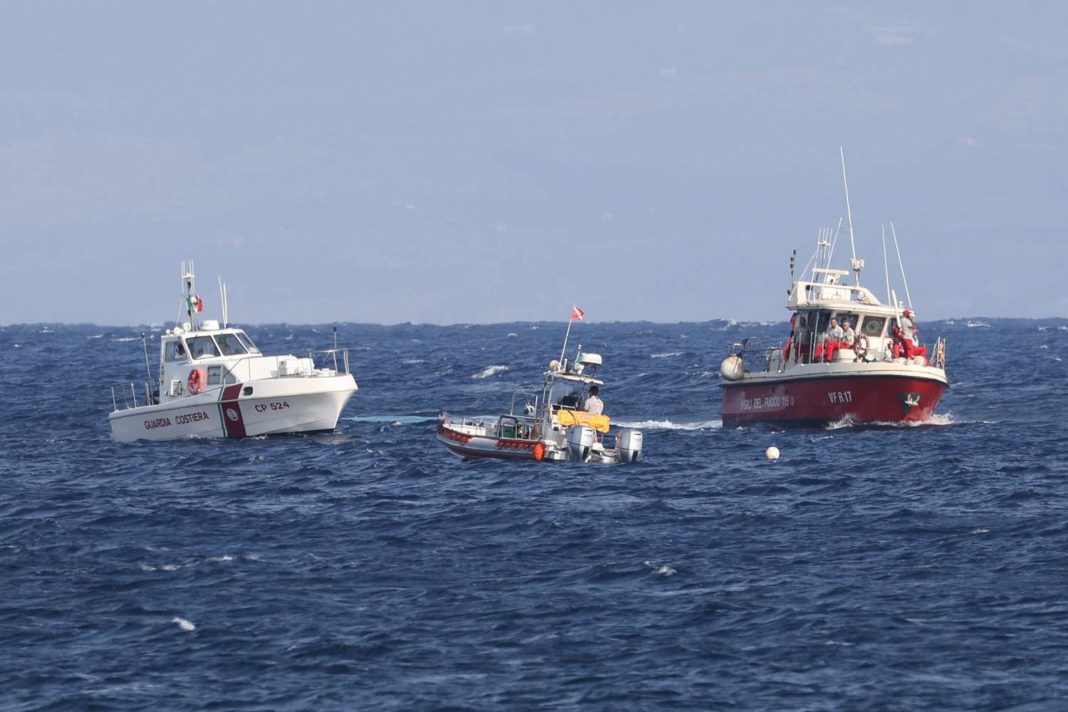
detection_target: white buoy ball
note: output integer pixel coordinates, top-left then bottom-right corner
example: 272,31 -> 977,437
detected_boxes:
765,446 -> 780,460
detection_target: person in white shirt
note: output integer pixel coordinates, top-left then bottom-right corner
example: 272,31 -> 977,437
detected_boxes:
841,318 -> 856,348
584,385 -> 603,415
827,317 -> 844,341
901,309 -> 918,345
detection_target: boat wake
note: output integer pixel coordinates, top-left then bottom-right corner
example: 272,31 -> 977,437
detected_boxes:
346,415 -> 439,425
825,412 -> 961,430
615,419 -> 722,431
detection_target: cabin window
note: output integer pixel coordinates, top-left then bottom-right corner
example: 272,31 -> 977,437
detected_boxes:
164,340 -> 188,362
223,368 -> 237,385
235,331 -> 261,354
207,365 -> 223,387
216,333 -> 247,356
836,313 -> 858,333
812,312 -> 832,336
187,336 -> 220,359
861,317 -> 886,337
549,380 -> 584,410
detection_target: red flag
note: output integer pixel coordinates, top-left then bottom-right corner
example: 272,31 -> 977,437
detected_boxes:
195,296 -> 204,312
570,305 -> 584,321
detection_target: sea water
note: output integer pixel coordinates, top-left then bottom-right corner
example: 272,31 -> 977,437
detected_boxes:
2,319 -> 1067,709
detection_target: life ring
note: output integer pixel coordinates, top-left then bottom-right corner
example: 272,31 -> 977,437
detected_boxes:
187,367 -> 205,395
532,442 -> 545,462
854,334 -> 869,360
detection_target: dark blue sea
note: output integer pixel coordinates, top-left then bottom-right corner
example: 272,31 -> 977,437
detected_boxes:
3,318 -> 1068,710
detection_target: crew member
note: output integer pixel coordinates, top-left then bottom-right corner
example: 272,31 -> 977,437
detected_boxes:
841,318 -> 856,349
584,385 -> 603,415
824,317 -> 843,362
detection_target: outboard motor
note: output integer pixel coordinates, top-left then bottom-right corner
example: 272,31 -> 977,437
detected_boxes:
566,425 -> 595,462
617,429 -> 643,463
720,354 -> 744,381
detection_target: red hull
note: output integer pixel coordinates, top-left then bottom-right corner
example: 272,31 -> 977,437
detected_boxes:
721,373 -> 946,426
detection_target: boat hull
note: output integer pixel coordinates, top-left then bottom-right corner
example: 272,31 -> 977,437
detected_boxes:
436,423 -> 547,461
721,371 -> 946,426
109,374 -> 357,442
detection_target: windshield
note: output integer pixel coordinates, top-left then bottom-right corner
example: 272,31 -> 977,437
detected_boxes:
215,332 -> 247,356
187,335 -> 220,359
549,380 -> 585,409
235,331 -> 260,354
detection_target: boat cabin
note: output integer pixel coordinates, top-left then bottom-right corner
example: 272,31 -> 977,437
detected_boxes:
157,320 -> 317,402
545,352 -> 604,412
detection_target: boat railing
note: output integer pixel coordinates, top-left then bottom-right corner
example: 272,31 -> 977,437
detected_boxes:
307,348 -> 351,375
729,337 -> 788,373
110,381 -> 157,412
509,389 -> 539,418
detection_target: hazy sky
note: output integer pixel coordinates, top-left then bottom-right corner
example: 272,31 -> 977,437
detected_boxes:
2,2 -> 1067,324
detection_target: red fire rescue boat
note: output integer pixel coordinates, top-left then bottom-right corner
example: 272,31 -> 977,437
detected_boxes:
719,150 -> 948,427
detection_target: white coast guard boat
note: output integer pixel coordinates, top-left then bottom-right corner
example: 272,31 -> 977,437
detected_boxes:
109,261 -> 357,442
719,150 -> 948,426
437,313 -> 643,463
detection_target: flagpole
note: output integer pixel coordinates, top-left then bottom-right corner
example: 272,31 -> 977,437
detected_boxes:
558,318 -> 573,366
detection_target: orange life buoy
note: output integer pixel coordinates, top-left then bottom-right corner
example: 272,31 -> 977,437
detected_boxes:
187,367 -> 205,395
532,442 -> 545,462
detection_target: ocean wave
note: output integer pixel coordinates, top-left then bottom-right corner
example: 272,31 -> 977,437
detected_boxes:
650,352 -> 682,359
172,617 -> 196,632
472,364 -> 509,379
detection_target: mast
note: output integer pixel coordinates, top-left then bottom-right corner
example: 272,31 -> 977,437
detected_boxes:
558,318 -> 575,366
881,224 -> 891,304
839,146 -> 862,286
890,221 -> 914,311
181,259 -> 199,330
218,276 -> 229,327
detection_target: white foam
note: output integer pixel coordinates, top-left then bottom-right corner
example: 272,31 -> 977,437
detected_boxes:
113,337 -> 137,342
827,412 -> 960,429
616,419 -> 721,431
209,555 -> 233,563
966,321 -> 990,328
401,358 -> 425,365
650,352 -> 682,359
644,560 -> 678,576
472,364 -> 509,379
172,617 -> 196,632
88,334 -> 104,340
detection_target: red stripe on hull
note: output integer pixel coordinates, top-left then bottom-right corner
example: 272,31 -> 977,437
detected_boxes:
219,383 -> 247,438
722,374 -> 945,425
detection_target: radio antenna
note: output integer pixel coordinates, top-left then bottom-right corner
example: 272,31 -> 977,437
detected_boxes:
840,146 -> 862,285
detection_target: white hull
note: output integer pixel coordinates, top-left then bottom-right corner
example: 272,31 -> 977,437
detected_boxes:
436,419 -> 642,464
109,374 -> 356,442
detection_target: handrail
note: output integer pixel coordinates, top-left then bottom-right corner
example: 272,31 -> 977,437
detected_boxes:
306,348 -> 351,375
